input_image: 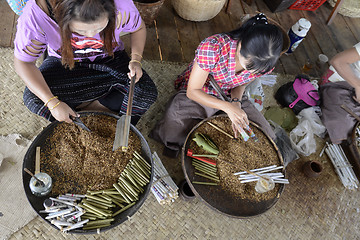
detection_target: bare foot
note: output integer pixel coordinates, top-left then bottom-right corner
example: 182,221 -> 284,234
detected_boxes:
77,100 -> 117,114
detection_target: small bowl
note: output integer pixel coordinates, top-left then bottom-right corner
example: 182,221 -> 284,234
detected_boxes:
302,160 -> 323,178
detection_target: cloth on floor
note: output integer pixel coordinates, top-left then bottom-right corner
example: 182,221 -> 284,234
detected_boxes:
0,134 -> 37,240
319,81 -> 359,144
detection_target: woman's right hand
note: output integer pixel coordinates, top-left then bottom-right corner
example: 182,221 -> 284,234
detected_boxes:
48,101 -> 78,123
224,102 -> 249,138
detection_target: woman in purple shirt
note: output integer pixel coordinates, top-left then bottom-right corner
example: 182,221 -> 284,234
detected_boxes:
14,0 -> 157,124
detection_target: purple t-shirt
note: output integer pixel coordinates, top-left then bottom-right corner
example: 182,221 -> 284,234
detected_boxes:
14,0 -> 142,62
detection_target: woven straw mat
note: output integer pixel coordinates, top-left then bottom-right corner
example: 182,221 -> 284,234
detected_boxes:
1,47 -> 360,240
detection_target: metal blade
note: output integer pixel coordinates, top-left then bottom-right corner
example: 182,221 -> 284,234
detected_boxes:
70,115 -> 91,132
113,75 -> 136,152
113,115 -> 131,151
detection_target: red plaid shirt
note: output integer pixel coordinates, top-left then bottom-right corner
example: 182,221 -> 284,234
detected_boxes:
175,33 -> 272,97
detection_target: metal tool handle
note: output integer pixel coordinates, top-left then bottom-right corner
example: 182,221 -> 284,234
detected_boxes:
208,74 -> 231,102
126,75 -> 136,116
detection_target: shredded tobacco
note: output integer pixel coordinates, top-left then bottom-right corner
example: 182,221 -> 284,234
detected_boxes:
189,116 -> 282,202
41,114 -> 141,195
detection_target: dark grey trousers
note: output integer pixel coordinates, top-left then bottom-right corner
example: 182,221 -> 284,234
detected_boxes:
150,90 -> 275,152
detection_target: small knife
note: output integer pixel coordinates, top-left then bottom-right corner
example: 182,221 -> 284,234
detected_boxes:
70,115 -> 91,132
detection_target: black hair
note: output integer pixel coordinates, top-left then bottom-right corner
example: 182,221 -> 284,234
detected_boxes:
227,13 -> 283,74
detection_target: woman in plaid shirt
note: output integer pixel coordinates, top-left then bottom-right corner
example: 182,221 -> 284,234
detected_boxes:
151,13 -> 284,157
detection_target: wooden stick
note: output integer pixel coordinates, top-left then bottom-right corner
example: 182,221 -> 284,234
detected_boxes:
35,146 -> 41,174
207,122 -> 234,139
326,0 -> 345,25
341,104 -> 360,122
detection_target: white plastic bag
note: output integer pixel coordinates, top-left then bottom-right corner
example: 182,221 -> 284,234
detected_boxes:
289,107 -> 326,156
245,78 -> 265,111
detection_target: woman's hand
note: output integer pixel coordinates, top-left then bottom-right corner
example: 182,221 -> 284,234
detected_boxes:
128,61 -> 143,82
48,101 -> 78,123
354,87 -> 360,103
224,102 -> 249,138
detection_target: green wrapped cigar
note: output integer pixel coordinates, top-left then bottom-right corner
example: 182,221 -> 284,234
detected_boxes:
81,215 -> 97,220
120,178 -> 139,198
111,199 -> 125,208
112,202 -> 136,217
83,202 -> 112,217
97,194 -> 113,202
126,168 -> 147,186
119,176 -> 139,194
134,151 -> 151,169
85,218 -> 114,226
193,164 -> 217,175
83,199 -> 110,209
82,223 -> 111,230
195,172 -> 220,182
133,160 -> 150,178
192,160 -> 218,171
105,193 -> 127,203
194,168 -> 218,179
78,203 -> 104,217
192,159 -> 218,168
102,190 -> 121,195
87,190 -> 103,195
123,172 -> 143,192
192,181 -> 218,186
113,183 -> 131,203
85,195 -> 112,205
116,182 -> 136,202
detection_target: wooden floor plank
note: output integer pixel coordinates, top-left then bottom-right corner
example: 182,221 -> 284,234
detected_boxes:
318,4 -> 358,52
119,24 -> 160,61
301,9 -> 338,60
142,24 -> 161,61
0,1 -> 16,47
174,16 -> 199,63
196,7 -> 234,43
343,17 -> 360,43
297,10 -> 329,78
211,8 -> 235,33
195,19 -> 218,42
1,0 -> 359,77
155,1 -> 183,62
241,0 -> 259,15
274,10 -> 302,75
227,0 -> 246,25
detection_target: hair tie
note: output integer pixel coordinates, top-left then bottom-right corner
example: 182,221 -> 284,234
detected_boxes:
253,13 -> 268,25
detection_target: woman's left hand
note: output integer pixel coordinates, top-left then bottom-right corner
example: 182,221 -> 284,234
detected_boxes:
128,61 -> 143,82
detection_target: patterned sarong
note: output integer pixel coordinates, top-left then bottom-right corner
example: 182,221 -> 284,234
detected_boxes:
23,50 -> 158,121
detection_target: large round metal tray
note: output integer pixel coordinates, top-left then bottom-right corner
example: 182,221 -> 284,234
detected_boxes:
348,121 -> 360,178
22,111 -> 153,234
181,114 -> 285,218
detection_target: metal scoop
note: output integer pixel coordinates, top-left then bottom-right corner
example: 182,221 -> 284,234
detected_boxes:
113,75 -> 136,151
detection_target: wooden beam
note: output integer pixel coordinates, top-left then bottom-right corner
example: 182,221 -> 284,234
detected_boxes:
326,0 -> 345,25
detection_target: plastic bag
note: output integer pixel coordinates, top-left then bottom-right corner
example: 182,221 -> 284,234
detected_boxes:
269,120 -> 299,167
289,107 -> 326,156
245,78 -> 265,111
